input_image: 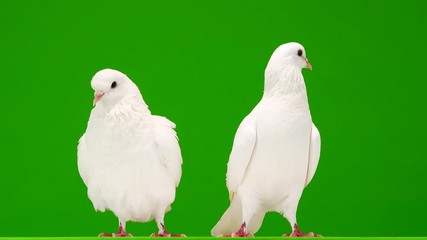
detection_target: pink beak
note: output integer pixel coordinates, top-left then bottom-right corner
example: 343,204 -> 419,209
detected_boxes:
305,59 -> 313,71
93,91 -> 104,106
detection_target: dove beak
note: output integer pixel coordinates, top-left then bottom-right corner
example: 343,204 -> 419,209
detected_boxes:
305,58 -> 312,71
93,91 -> 105,106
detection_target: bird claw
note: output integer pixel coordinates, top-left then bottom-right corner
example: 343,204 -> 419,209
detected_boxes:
282,232 -> 322,237
150,233 -> 187,237
283,224 -> 321,237
151,233 -> 170,237
218,222 -> 253,237
98,233 -> 112,237
218,233 -> 254,237
98,232 -> 133,237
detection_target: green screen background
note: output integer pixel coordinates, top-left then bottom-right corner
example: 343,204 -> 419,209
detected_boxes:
1,0 -> 426,237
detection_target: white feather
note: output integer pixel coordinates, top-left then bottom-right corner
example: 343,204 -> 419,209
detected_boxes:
226,115 -> 257,200
305,124 -> 321,186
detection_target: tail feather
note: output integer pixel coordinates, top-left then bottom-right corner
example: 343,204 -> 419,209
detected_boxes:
211,195 -> 243,236
247,211 -> 265,235
211,194 -> 265,236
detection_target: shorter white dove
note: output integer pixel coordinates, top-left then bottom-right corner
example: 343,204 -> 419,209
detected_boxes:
78,69 -> 184,237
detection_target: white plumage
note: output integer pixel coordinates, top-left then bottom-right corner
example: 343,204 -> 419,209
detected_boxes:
211,42 -> 321,237
78,69 -> 183,237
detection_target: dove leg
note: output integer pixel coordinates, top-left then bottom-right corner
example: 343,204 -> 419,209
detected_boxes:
220,197 -> 255,237
279,194 -> 320,237
98,219 -> 132,237
219,223 -> 253,238
282,224 -> 321,237
150,215 -> 186,237
237,205 -> 256,237
150,220 -> 171,237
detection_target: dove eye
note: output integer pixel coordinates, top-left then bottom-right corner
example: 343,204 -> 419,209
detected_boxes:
297,49 -> 303,57
111,81 -> 117,89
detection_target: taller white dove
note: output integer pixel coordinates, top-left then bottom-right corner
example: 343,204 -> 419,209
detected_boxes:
211,42 -> 321,237
77,69 -> 184,237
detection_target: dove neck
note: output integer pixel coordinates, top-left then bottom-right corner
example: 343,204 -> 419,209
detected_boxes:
263,65 -> 309,108
98,93 -> 151,117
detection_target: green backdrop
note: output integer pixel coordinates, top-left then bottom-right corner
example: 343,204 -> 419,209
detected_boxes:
1,0 -> 426,237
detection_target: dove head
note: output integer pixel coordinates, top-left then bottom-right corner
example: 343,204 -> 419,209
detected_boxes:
266,42 -> 312,73
91,69 -> 140,106
264,42 -> 312,95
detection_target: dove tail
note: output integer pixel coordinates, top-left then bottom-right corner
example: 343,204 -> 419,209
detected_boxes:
211,194 -> 243,237
211,194 -> 266,237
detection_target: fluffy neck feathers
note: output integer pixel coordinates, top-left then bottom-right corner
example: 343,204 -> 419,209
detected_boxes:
94,94 -> 151,121
263,63 -> 309,108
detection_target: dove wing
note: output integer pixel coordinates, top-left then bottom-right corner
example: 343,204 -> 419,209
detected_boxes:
305,123 -> 321,186
77,134 -> 89,186
152,116 -> 183,187
226,115 -> 257,201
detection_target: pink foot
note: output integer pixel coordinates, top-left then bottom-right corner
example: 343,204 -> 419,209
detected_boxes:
282,224 -> 321,237
219,223 -> 253,237
150,223 -> 186,237
99,233 -> 133,237
150,233 -> 187,237
99,225 -> 133,237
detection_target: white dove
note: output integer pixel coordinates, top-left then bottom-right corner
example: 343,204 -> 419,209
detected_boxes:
77,69 -> 184,237
211,42 -> 321,237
